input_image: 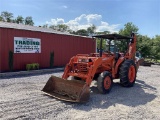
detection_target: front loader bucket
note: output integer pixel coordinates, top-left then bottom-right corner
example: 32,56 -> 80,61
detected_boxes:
42,76 -> 90,102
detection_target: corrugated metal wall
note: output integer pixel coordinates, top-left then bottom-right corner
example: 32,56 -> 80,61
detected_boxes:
0,28 -> 2,72
0,28 -> 96,72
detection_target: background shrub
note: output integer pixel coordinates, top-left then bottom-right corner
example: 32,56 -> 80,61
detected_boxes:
50,51 -> 54,68
8,50 -> 14,71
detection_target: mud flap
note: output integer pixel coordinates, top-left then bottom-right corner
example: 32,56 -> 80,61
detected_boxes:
42,76 -> 90,102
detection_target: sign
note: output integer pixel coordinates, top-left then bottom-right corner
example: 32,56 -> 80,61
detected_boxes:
14,37 -> 41,53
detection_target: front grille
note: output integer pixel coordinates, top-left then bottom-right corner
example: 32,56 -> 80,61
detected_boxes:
77,63 -> 88,73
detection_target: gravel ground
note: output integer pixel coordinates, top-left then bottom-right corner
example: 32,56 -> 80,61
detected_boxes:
0,65 -> 160,120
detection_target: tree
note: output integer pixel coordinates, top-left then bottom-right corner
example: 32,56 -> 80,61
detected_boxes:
118,22 -> 139,52
25,16 -> 34,26
137,35 -> 152,58
48,24 -> 70,32
69,30 -> 77,35
119,22 -> 139,36
87,24 -> 96,36
11,19 -> 16,23
95,31 -> 110,50
49,25 -> 57,30
75,29 -> 88,36
15,16 -> 24,24
151,35 -> 160,60
68,29 -> 74,34
1,11 -> 13,22
0,16 -> 4,21
96,39 -> 106,50
57,24 -> 69,32
42,24 -> 48,28
95,31 -> 110,35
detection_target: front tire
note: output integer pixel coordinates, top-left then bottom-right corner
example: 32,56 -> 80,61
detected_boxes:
97,71 -> 113,94
120,59 -> 136,87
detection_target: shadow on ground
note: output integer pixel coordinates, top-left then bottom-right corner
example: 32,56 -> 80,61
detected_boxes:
69,79 -> 157,111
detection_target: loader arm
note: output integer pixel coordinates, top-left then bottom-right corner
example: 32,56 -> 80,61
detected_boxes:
62,57 -> 75,79
85,58 -> 102,85
125,33 -> 136,60
62,56 -> 102,86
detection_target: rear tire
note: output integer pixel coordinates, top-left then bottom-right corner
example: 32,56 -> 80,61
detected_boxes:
120,59 -> 136,87
97,71 -> 112,94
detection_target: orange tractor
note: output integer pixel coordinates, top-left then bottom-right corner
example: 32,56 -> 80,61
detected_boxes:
42,33 -> 139,102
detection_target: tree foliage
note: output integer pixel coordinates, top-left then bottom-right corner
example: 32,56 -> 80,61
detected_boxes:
49,25 -> 56,30
0,16 -> 4,21
75,29 -> 88,36
151,35 -> 160,60
0,11 -> 34,26
25,16 -> 34,26
118,22 -> 139,52
15,16 -> 24,24
87,24 -> 96,36
95,31 -> 110,50
48,24 -> 69,32
1,11 -> 13,22
137,35 -> 152,58
119,22 -> 139,36
42,24 -> 48,28
57,24 -> 69,32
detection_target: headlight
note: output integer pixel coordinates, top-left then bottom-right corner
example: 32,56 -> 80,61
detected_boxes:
78,59 -> 82,62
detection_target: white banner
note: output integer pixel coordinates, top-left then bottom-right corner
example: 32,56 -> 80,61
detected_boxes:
14,37 -> 41,53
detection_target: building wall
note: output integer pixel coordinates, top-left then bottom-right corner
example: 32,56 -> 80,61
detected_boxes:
0,28 -> 96,72
0,28 -> 2,72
